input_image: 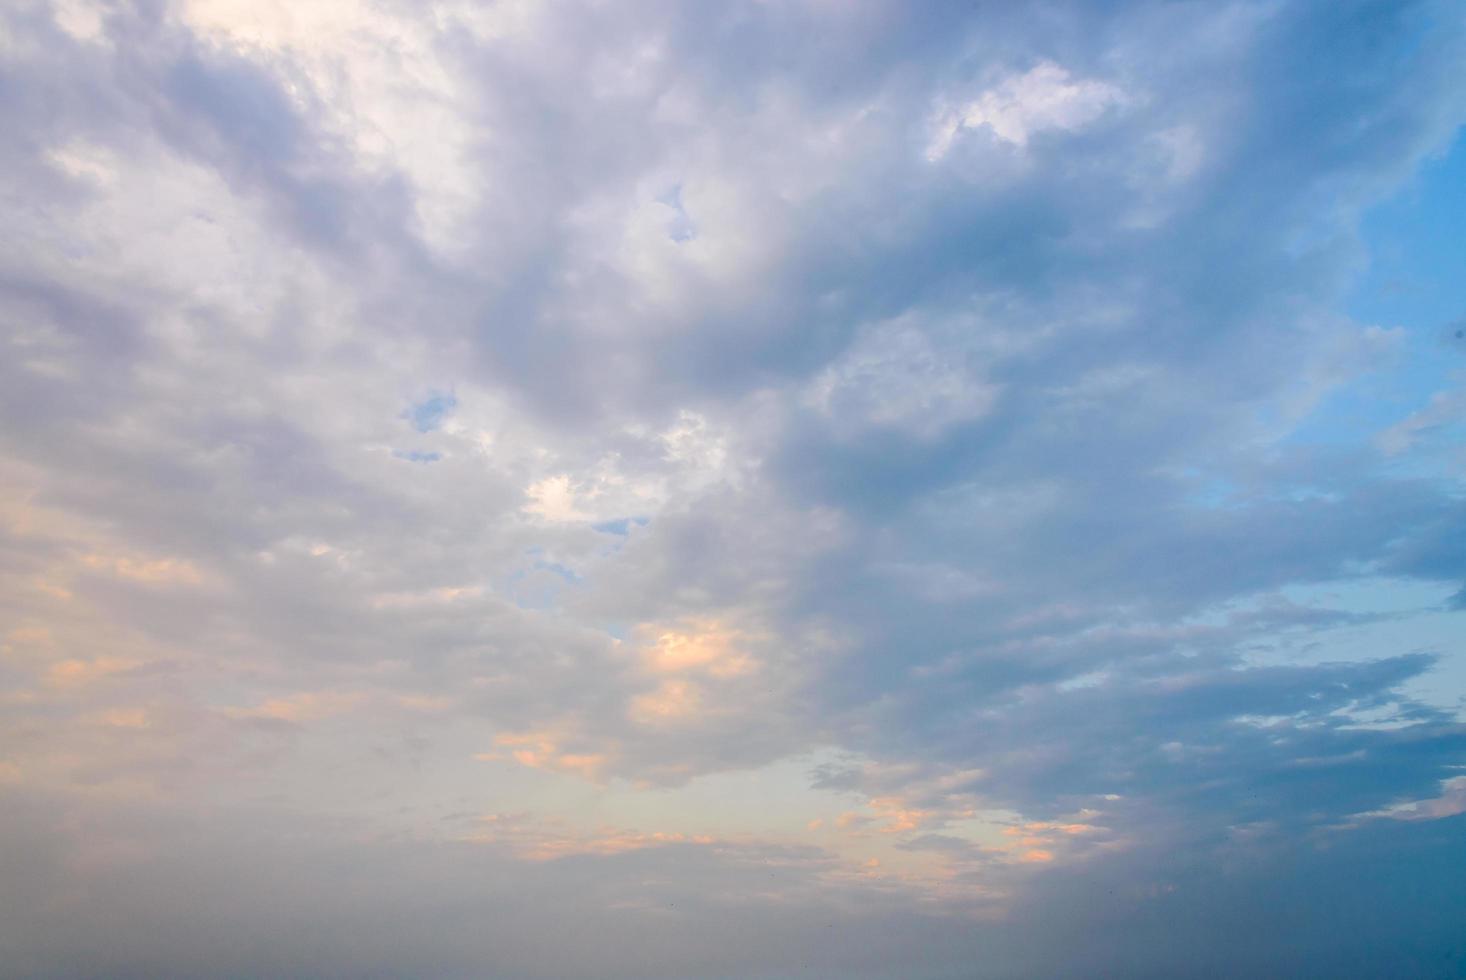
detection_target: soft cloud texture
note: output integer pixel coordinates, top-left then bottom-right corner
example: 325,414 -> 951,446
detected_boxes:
2,0 -> 1465,976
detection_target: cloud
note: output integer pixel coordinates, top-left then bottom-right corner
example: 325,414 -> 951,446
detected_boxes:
2,0 -> 1465,976
926,60 -> 1126,159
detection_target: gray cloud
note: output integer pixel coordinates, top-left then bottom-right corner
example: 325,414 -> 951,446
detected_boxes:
2,0 -> 1466,975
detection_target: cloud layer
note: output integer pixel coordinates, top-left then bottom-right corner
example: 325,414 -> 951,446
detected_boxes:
3,0 -> 1465,976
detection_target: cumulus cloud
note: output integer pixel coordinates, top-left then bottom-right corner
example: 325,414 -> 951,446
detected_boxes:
926,60 -> 1126,160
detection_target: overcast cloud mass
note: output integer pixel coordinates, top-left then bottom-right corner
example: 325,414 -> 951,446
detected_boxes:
3,1 -> 1466,977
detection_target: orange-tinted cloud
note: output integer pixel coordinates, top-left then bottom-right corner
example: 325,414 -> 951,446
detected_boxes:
481,732 -> 610,780
225,691 -> 367,723
637,619 -> 758,678
628,678 -> 703,724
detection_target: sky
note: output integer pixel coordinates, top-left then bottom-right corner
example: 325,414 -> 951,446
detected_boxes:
2,1 -> 1465,977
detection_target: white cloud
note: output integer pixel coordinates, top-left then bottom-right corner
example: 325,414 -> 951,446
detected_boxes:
927,61 -> 1125,160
